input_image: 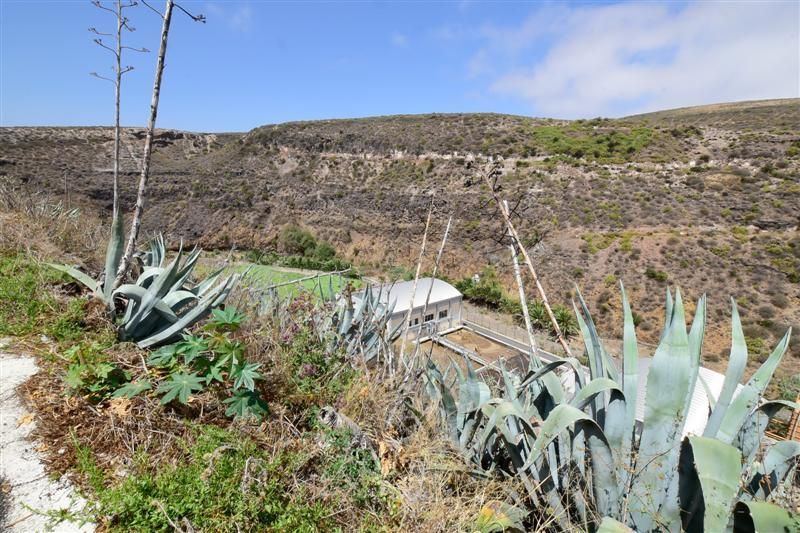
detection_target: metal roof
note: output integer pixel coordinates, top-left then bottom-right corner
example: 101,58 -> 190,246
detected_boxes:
557,356 -> 743,437
358,277 -> 462,315
635,357 -> 744,437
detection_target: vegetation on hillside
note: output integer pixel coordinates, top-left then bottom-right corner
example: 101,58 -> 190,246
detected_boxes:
1,98 -> 799,531
3,187 -> 798,530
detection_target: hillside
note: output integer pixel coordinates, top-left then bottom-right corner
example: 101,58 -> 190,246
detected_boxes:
1,98 -> 799,381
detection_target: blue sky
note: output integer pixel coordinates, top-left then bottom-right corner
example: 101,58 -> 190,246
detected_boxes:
1,1 -> 798,131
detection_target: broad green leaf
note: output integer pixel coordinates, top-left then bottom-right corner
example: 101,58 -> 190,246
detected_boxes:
156,372 -> 205,405
146,344 -> 179,367
112,379 -> 152,399
65,364 -> 84,389
176,334 -> 208,365
210,307 -> 246,330
473,500 -> 526,533
232,361 -> 263,391
223,390 -> 268,420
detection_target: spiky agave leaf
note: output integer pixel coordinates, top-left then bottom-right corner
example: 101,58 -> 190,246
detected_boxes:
732,500 -> 800,532
744,440 -> 800,501
629,289 -> 696,532
703,299 -> 749,438
678,436 -> 742,532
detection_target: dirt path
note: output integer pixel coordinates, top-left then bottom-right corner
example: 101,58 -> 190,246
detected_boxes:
0,338 -> 94,532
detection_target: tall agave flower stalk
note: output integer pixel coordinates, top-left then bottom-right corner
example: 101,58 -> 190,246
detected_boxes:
426,285 -> 799,532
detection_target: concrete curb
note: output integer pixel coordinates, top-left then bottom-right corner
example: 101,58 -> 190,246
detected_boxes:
0,339 -> 95,532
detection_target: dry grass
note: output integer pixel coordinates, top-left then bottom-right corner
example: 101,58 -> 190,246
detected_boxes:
0,180 -> 106,268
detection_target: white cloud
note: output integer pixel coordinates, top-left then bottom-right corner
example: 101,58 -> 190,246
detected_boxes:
205,2 -> 254,33
391,32 -> 408,47
474,2 -> 800,117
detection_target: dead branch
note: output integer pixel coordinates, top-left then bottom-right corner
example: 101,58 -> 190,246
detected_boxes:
397,197 -> 435,371
411,215 -> 452,369
480,164 -> 573,356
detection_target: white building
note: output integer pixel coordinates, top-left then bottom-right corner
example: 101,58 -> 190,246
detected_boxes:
356,277 -> 463,338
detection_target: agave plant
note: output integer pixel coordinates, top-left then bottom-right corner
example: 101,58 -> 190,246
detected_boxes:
311,281 -> 402,362
114,242 -> 237,348
426,285 -> 798,531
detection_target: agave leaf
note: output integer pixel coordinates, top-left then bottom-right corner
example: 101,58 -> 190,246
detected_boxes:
630,289 -> 693,532
661,295 -> 708,527
575,288 -> 619,382
457,365 -> 491,430
735,400 -> 798,472
745,440 -> 800,500
518,358 -> 585,392
704,300 -> 748,439
579,417 -> 620,520
136,267 -> 164,289
660,287 -> 674,342
163,289 -> 197,311
620,282 -> 639,431
716,329 -> 791,444
425,360 -> 458,441
46,263 -> 98,294
521,403 -> 594,472
135,275 -> 236,348
573,298 -> 603,384
732,501 -> 800,532
684,295 -> 706,417
619,282 -> 639,492
678,435 -> 741,532
124,246 -> 184,335
596,517 -> 634,532
570,378 -> 623,411
169,245 -> 201,294
190,266 -> 225,297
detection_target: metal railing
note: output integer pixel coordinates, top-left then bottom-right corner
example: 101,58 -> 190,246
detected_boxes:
461,307 -> 566,356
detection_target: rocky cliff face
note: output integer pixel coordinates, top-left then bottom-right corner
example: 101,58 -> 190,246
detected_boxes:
1,100 -> 799,374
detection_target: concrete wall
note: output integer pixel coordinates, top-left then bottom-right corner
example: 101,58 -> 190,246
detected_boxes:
389,296 -> 462,338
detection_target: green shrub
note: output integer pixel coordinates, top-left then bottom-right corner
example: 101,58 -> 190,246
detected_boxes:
312,240 -> 336,261
456,266 -> 506,309
75,425 -> 338,532
46,298 -> 87,343
278,225 -> 318,256
0,253 -> 65,336
645,267 -> 668,282
117,308 -> 269,421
